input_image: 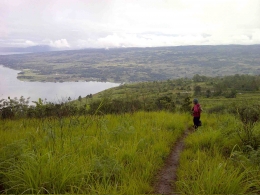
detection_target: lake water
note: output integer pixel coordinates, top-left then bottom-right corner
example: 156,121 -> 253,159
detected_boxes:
0,65 -> 120,103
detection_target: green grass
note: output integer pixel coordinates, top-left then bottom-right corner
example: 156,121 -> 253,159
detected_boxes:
1,105 -> 260,194
176,149 -> 251,194
176,114 -> 260,194
0,112 -> 189,194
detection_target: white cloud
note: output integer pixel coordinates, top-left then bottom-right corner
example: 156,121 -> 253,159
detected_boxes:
49,39 -> 70,48
25,40 -> 36,46
0,0 -> 260,48
86,31 -> 260,48
1,39 -> 38,47
252,30 -> 260,43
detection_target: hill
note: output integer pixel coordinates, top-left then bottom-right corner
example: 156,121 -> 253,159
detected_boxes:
0,45 -> 260,82
0,74 -> 260,194
81,74 -> 260,113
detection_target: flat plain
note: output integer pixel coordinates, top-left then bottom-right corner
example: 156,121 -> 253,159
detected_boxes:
0,45 -> 259,83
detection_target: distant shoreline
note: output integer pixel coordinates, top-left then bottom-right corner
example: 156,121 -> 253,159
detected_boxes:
1,45 -> 259,83
0,65 -> 120,103
0,52 -> 32,55
0,65 -> 120,84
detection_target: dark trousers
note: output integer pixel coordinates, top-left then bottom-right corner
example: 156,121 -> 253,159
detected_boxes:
193,117 -> 200,129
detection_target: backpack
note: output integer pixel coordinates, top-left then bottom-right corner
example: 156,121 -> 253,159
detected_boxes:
193,104 -> 200,114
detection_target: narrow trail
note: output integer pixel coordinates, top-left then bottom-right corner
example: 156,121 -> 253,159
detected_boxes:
153,128 -> 192,195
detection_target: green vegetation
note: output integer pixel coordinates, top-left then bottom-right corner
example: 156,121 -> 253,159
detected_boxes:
0,112 -> 188,194
1,110 -> 259,194
87,74 -> 260,113
0,74 -> 260,194
176,114 -> 260,194
0,45 -> 260,82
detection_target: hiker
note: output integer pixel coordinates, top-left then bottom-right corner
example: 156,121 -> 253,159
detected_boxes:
191,98 -> 202,129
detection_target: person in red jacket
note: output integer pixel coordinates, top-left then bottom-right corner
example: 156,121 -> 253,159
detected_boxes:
192,98 -> 202,129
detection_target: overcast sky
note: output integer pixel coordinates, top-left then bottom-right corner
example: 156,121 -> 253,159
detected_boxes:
1,0 -> 260,49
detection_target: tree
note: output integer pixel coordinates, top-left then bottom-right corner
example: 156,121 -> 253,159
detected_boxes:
225,89 -> 237,98
155,96 -> 175,111
180,96 -> 192,112
194,85 -> 201,96
78,96 -> 82,102
206,89 -> 211,98
193,74 -> 209,82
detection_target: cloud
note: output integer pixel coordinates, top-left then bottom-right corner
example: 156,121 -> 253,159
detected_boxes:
0,39 -> 37,47
95,33 -> 204,48
252,30 -> 260,42
1,0 -> 260,48
25,40 -> 36,46
91,31 -> 260,48
49,39 -> 70,48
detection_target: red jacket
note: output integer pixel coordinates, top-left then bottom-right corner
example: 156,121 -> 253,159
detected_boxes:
192,103 -> 201,117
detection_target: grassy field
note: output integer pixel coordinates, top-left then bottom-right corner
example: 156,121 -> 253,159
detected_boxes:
176,114 -> 260,194
1,111 -> 259,194
0,112 -> 189,194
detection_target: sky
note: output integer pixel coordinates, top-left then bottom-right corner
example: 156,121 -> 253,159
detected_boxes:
0,0 -> 260,49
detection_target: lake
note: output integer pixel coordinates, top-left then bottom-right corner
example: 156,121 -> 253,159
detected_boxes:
0,65 -> 120,103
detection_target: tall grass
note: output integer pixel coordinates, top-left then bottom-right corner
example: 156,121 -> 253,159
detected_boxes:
176,149 -> 250,194
176,114 -> 260,194
0,111 -> 188,194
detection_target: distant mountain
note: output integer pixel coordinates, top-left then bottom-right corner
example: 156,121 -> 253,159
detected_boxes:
0,45 -> 59,53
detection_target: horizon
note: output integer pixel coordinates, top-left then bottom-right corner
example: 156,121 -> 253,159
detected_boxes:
1,43 -> 260,51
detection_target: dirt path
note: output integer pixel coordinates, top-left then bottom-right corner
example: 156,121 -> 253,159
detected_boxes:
153,128 -> 192,195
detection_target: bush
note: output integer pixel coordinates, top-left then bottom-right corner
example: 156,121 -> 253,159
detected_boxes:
207,105 -> 227,114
